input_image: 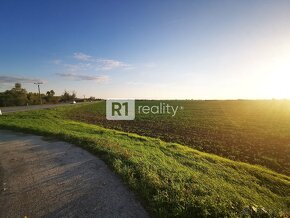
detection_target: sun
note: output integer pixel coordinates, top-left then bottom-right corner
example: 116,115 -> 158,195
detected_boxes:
261,53 -> 290,99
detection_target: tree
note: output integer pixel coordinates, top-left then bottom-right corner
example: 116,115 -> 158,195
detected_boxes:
44,90 -> 57,104
46,90 -> 55,97
71,91 -> 76,100
0,84 -> 28,106
27,92 -> 40,105
89,96 -> 96,101
61,90 -> 70,102
0,86 -> 61,106
61,90 -> 76,102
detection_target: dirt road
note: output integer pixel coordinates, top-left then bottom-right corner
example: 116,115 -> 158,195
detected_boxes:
0,130 -> 148,218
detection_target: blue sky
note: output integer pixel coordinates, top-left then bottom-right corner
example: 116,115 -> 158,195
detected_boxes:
1,0 -> 290,99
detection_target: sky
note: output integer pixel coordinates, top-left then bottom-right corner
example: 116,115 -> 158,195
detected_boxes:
1,0 -> 290,99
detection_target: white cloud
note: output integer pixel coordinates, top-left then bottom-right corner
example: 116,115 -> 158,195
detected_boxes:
64,63 -> 92,72
54,52 -> 131,83
96,59 -> 131,71
56,72 -> 108,82
73,52 -> 92,61
72,52 -> 131,71
0,76 -> 44,84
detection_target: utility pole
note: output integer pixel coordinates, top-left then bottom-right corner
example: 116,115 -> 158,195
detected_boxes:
34,82 -> 43,104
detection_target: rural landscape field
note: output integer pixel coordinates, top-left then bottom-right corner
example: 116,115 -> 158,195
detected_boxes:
1,101 -> 290,217
1,0 -> 290,217
70,100 -> 290,176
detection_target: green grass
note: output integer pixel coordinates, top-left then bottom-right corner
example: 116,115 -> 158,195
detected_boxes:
0,105 -> 290,217
68,100 -> 290,176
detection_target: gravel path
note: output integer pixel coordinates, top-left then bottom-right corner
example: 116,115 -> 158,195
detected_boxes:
0,130 -> 148,218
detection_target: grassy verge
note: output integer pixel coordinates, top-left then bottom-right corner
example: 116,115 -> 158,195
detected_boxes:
0,106 -> 290,217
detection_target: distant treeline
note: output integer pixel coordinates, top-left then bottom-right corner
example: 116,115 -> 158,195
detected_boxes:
0,83 -> 99,107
